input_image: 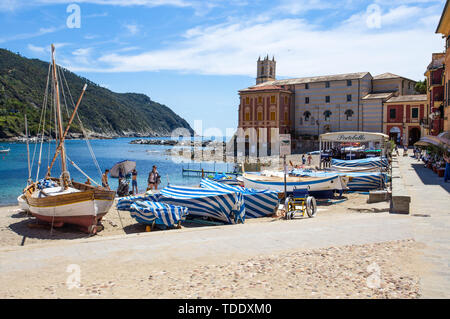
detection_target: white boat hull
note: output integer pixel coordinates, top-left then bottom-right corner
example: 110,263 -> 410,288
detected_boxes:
243,173 -> 344,192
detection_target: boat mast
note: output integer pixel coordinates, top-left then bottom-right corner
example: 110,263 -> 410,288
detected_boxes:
46,83 -> 87,177
25,114 -> 31,184
51,44 -> 68,189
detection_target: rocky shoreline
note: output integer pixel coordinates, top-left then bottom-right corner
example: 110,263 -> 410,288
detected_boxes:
0,132 -> 176,143
130,138 -> 226,147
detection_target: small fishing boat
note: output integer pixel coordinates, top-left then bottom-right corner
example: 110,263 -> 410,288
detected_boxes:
0,147 -> 10,153
242,171 -> 346,193
23,45 -> 115,234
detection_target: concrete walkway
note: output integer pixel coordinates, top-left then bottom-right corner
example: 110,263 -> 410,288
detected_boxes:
396,153 -> 450,298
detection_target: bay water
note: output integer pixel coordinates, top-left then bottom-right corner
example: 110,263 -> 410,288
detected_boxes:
0,137 -> 234,206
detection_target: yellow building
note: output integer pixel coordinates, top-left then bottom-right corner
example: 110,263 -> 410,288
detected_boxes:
436,0 -> 450,132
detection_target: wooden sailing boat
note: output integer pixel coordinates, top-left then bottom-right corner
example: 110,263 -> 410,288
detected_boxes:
23,44 -> 115,234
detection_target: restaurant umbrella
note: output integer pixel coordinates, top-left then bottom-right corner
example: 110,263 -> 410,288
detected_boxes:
110,160 -> 136,178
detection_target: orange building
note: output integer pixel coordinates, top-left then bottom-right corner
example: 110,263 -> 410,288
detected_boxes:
238,85 -> 293,142
383,95 -> 428,146
436,0 -> 450,132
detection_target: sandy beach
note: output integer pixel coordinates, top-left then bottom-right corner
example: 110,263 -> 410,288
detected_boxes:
0,191 -> 422,299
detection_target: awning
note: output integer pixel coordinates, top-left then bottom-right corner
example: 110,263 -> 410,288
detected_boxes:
415,133 -> 450,150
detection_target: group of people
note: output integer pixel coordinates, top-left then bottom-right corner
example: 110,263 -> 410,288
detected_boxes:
101,165 -> 162,196
419,149 -> 450,183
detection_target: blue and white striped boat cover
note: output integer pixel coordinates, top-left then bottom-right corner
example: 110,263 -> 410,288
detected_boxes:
331,157 -> 388,168
159,185 -> 245,224
345,172 -> 386,190
116,193 -> 161,211
129,201 -> 188,227
207,173 -> 241,186
291,169 -> 386,191
201,179 -> 279,218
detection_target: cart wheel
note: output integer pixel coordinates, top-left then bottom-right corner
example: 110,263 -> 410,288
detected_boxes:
306,196 -> 317,218
284,197 -> 293,220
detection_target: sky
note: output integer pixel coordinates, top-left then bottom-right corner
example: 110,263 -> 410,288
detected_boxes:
0,0 -> 447,136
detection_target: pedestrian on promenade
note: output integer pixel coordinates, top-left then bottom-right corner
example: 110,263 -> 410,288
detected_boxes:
147,165 -> 161,191
131,169 -> 138,194
444,153 -> 450,183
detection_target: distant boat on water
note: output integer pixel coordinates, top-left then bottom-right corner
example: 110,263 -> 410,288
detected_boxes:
0,147 -> 10,153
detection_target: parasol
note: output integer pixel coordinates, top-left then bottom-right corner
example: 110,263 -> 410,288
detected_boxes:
110,160 -> 136,178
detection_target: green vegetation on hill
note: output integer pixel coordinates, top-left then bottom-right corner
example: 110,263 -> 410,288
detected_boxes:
0,48 -> 193,138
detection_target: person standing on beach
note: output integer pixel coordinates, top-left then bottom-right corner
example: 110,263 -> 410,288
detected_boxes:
102,169 -> 110,189
131,169 -> 138,194
302,155 -> 306,166
444,153 -> 450,183
147,165 -> 161,191
307,154 -> 312,166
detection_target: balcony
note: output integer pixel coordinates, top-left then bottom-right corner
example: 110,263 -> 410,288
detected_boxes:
430,69 -> 444,87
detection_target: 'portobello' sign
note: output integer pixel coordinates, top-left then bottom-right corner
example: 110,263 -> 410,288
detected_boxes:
320,132 -> 388,142
336,134 -> 366,142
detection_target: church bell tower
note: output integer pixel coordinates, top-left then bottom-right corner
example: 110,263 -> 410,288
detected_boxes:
256,55 -> 276,85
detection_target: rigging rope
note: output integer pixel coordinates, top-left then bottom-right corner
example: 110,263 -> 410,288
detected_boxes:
35,63 -> 51,181
60,68 -> 103,179
31,63 -> 51,180
66,155 -> 101,187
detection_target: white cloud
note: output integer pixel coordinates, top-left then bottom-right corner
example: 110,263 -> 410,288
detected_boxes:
27,44 -> 46,54
62,10 -> 443,82
124,23 -> 140,35
0,0 -> 193,11
0,25 -> 64,43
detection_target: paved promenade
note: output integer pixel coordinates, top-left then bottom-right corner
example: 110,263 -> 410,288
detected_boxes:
396,153 -> 450,298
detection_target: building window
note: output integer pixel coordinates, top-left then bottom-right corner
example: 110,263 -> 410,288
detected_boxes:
325,96 -> 330,103
270,96 -> 276,104
270,112 -> 276,121
284,96 -> 288,105
261,67 -> 264,74
305,83 -> 309,90
389,108 -> 396,119
411,108 -> 419,119
245,97 -> 250,105
347,80 -> 352,87
323,110 -> 332,121
284,112 -> 288,122
303,111 -> 311,122
258,96 -> 262,104
257,112 -> 262,121
245,112 -> 250,121
305,97 -> 310,104
270,67 -> 273,76
347,94 -> 352,102
325,81 -> 330,88
345,109 -> 354,120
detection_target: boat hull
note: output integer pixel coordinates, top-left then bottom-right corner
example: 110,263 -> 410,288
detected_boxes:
243,173 -> 344,192
24,181 -> 116,233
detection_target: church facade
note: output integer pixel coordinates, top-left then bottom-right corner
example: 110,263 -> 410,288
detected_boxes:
238,57 -> 420,151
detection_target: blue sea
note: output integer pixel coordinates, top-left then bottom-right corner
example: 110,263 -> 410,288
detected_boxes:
0,137 -> 234,206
